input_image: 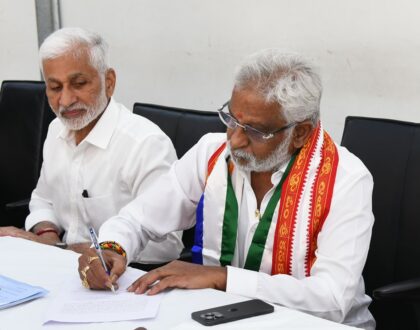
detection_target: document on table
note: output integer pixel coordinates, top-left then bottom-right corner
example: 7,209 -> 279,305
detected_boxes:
44,267 -> 163,323
0,274 -> 48,309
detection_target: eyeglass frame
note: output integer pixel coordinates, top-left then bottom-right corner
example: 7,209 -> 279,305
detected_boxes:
217,101 -> 298,142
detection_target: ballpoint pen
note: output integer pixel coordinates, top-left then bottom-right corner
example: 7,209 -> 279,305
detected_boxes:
88,226 -> 116,293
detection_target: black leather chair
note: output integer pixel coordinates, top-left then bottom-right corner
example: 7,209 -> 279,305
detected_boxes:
0,80 -> 55,228
133,102 -> 226,158
341,116 -> 420,330
133,102 -> 226,262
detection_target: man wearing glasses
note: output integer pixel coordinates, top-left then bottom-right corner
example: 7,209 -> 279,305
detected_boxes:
79,50 -> 375,329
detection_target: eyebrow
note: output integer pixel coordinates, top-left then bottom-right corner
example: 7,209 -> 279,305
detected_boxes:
69,73 -> 88,80
46,77 -> 60,84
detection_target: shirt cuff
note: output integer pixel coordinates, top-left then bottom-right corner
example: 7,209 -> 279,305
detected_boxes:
226,266 -> 259,298
25,209 -> 60,231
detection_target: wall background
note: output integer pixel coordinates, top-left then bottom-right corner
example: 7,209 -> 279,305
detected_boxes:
1,0 -> 420,141
0,1 -> 40,80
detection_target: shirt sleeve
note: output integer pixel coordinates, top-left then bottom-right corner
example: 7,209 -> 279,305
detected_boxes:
99,133 -> 226,262
226,156 -> 374,324
25,162 -> 61,231
122,133 -> 177,197
25,121 -> 63,232
119,131 -> 183,263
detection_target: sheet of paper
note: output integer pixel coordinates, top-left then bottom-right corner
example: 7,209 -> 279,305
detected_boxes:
0,275 -> 48,309
44,267 -> 163,323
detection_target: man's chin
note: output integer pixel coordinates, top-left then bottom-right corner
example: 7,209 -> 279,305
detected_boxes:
231,155 -> 249,166
59,117 -> 91,131
231,157 -> 254,172
232,156 -> 286,173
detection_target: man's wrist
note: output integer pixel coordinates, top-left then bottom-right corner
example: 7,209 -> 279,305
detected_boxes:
31,221 -> 61,237
99,241 -> 127,258
35,227 -> 60,236
209,266 -> 228,291
54,242 -> 68,249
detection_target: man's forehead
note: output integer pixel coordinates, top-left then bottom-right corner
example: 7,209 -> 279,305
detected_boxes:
229,88 -> 285,123
42,53 -> 98,81
46,72 -> 87,83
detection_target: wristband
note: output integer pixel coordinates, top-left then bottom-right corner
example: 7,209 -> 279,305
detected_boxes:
99,241 -> 127,258
35,228 -> 59,236
54,242 -> 68,249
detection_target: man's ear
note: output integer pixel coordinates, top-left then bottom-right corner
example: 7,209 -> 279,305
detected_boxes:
104,68 -> 116,98
292,121 -> 315,149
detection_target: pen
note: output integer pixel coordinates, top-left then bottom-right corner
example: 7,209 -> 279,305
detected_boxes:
88,226 -> 116,293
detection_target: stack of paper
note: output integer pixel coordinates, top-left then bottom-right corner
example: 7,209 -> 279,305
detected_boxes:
0,275 -> 48,309
44,267 -> 162,323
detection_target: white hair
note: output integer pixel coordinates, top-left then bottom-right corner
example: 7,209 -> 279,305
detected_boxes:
39,27 -> 109,74
234,49 -> 322,124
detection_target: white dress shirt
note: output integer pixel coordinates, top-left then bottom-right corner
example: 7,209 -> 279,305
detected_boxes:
99,132 -> 375,329
25,98 -> 183,263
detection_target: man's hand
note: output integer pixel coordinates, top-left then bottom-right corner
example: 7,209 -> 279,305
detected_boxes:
0,226 -> 57,244
78,248 -> 127,291
68,243 -> 91,254
127,260 -> 227,295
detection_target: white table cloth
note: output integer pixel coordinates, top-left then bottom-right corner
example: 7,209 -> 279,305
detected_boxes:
0,237 -> 359,329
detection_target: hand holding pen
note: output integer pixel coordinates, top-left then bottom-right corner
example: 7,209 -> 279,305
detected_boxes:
79,189 -> 126,291
87,226 -> 116,293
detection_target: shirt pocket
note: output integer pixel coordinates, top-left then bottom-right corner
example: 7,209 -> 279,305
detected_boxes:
81,194 -> 117,230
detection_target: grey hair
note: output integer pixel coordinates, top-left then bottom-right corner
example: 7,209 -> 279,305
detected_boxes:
39,27 -> 109,74
234,49 -> 322,124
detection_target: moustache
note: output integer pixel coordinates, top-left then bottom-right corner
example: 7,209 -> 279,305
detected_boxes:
230,148 -> 254,161
58,103 -> 88,115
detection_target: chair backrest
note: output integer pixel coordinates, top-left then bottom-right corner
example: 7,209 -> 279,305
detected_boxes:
133,102 -> 226,251
0,80 -> 55,227
133,102 -> 226,158
341,116 -> 420,330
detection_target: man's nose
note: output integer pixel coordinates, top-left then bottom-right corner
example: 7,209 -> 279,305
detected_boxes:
228,126 -> 249,150
58,86 -> 77,108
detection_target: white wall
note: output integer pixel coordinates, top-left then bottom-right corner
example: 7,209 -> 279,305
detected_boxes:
0,0 -> 40,81
3,0 -> 420,141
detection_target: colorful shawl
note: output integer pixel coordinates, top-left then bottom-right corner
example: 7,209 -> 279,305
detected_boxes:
192,124 -> 339,276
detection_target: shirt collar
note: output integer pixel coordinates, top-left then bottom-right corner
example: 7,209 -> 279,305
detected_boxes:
270,160 -> 289,185
57,97 -> 119,149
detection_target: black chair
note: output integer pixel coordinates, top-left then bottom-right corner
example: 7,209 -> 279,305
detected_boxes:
133,102 -> 226,158
341,116 -> 420,330
0,80 -> 55,228
133,102 -> 226,261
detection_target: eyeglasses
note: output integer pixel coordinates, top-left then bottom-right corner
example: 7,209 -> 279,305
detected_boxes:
217,101 -> 297,143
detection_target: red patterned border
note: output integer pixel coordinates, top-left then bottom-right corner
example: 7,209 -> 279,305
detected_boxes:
271,126 -> 321,275
304,132 -> 338,275
206,142 -> 227,181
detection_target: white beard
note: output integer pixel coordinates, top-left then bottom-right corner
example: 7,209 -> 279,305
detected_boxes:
230,130 -> 293,173
52,85 -> 108,131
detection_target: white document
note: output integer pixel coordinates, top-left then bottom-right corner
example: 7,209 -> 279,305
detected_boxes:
44,267 -> 162,323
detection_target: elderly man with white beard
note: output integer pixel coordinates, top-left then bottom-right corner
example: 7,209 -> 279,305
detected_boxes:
0,28 -> 183,265
79,50 -> 376,330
